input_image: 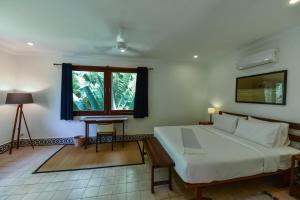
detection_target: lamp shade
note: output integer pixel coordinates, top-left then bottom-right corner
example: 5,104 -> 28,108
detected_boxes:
5,93 -> 33,104
208,107 -> 215,115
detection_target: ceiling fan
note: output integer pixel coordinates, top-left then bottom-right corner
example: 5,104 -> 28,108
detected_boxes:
72,30 -> 142,57
81,31 -> 141,57
115,33 -> 128,53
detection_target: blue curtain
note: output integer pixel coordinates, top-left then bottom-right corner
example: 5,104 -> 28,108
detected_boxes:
134,67 -> 148,118
60,63 -> 73,120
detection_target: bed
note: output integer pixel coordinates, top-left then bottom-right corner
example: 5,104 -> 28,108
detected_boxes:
153,111 -> 300,200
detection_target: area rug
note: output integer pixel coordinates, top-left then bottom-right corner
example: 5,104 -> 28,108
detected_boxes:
34,141 -> 144,173
236,192 -> 278,200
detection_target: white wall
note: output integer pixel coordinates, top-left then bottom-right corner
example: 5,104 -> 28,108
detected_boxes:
205,26 -> 300,123
0,50 -> 17,144
5,25 -> 300,146
0,54 -> 206,144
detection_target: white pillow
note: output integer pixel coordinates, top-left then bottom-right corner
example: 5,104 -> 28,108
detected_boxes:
234,119 -> 281,148
213,114 -> 239,133
248,116 -> 290,147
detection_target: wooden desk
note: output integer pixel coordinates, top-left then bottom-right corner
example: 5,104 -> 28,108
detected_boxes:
80,116 -> 128,149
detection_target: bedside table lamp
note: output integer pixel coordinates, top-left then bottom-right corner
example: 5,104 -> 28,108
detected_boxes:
208,108 -> 216,123
6,93 -> 34,154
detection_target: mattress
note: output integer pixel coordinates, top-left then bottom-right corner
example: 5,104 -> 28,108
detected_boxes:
154,125 -> 300,184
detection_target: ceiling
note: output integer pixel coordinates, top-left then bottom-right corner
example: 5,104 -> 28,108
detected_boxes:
0,0 -> 300,63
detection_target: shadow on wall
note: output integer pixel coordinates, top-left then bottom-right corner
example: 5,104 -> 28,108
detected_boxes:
32,87 -> 51,108
0,90 -> 16,105
0,87 -> 51,107
0,90 -> 6,105
0,88 -> 52,113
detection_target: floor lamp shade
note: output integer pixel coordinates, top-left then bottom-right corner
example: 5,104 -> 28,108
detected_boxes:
5,93 -> 33,104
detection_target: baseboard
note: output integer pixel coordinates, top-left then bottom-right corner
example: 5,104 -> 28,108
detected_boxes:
0,143 -> 10,154
0,134 -> 152,154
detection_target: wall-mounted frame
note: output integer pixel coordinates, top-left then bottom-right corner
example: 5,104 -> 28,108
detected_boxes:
235,70 -> 287,105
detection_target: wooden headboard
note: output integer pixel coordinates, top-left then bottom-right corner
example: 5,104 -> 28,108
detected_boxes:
219,111 -> 300,143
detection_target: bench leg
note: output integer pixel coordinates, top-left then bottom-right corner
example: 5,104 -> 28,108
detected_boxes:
151,166 -> 173,194
151,166 -> 154,193
169,166 -> 172,190
194,187 -> 211,200
96,135 -> 98,152
142,140 -> 145,163
195,188 -> 202,200
111,134 -> 114,151
276,171 -> 290,188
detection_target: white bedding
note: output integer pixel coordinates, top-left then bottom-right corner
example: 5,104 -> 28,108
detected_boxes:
154,125 -> 300,184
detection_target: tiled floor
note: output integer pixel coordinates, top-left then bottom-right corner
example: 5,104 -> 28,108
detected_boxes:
0,145 -> 296,200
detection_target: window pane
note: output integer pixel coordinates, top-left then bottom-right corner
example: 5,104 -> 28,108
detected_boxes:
112,72 -> 137,110
72,71 -> 104,111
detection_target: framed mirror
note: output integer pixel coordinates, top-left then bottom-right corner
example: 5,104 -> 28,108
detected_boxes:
236,70 -> 287,105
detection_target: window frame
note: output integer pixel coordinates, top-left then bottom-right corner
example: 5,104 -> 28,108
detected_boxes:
72,65 -> 137,116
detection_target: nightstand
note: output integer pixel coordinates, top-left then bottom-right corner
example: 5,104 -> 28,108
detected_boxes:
290,154 -> 300,198
199,121 -> 213,125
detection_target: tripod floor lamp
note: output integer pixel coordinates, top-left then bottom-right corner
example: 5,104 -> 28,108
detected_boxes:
6,93 -> 34,154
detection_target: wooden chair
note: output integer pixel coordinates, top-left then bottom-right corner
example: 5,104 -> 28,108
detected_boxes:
96,123 -> 116,152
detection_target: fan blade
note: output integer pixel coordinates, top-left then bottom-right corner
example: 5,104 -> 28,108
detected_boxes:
94,46 -> 113,52
126,46 -> 142,56
71,46 -> 113,57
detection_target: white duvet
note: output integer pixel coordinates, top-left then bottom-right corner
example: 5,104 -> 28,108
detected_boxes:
154,125 -> 300,184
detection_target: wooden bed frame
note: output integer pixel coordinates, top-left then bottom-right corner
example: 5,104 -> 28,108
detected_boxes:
178,111 -> 300,200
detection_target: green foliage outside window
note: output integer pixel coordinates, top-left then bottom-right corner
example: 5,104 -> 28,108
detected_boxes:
112,72 -> 136,110
72,71 -> 104,111
72,71 -> 136,111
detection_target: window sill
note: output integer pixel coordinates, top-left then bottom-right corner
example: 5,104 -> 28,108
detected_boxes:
73,111 -> 133,116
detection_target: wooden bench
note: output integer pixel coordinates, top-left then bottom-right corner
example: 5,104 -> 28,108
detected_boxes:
143,137 -> 175,193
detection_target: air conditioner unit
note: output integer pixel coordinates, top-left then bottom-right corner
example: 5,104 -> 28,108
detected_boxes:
237,49 -> 278,70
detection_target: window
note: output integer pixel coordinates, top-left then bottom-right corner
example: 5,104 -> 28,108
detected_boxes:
72,71 -> 105,111
72,66 -> 137,115
111,72 -> 137,111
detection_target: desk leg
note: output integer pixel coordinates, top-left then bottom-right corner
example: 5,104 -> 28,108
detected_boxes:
122,121 -> 125,147
85,123 -> 89,149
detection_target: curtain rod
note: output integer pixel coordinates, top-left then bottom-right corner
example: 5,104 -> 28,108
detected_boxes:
53,63 -> 154,70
